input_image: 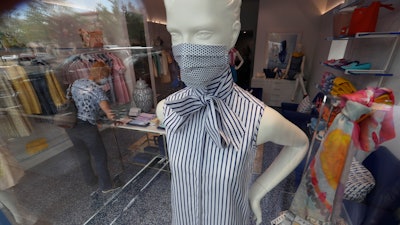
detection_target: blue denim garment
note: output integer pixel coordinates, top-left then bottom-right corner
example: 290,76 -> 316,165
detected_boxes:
28,72 -> 58,115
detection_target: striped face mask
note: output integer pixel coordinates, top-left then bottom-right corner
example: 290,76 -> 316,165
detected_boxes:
172,43 -> 229,88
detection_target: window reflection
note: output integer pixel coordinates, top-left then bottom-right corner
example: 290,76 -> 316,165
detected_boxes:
0,1 -> 175,224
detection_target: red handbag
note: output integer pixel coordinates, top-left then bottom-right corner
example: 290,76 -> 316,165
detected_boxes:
348,1 -> 394,36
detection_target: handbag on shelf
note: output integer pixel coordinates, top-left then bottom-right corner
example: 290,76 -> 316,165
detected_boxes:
53,84 -> 77,129
348,1 -> 394,36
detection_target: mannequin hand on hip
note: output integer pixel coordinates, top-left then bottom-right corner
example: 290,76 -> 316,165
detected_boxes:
249,181 -> 264,225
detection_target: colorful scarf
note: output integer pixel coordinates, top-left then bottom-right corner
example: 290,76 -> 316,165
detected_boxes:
274,87 -> 396,224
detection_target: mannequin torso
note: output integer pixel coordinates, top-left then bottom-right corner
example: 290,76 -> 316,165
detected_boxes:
282,47 -> 308,100
229,48 -> 244,70
158,0 -> 309,224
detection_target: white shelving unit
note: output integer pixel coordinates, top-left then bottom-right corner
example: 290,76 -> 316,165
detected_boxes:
299,31 -> 400,225
327,31 -> 400,87
250,77 -> 305,107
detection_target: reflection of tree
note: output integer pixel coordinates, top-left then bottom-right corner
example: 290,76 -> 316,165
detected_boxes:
96,0 -> 127,46
124,10 -> 145,46
97,0 -> 145,46
0,1 -> 86,49
0,0 -> 146,50
47,12 -> 87,48
0,30 -> 24,49
17,1 -> 53,44
0,10 -> 28,49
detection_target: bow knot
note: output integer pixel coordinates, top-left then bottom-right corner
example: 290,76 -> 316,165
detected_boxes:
199,95 -> 212,106
165,69 -> 245,151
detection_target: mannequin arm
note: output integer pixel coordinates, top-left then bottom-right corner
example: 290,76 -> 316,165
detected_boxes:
251,106 -> 309,225
300,55 -> 305,74
281,54 -> 292,79
235,51 -> 244,70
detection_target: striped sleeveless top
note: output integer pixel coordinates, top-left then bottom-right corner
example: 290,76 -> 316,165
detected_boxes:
164,68 -> 265,225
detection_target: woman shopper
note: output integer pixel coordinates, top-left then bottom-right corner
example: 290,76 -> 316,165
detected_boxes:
66,61 -> 122,194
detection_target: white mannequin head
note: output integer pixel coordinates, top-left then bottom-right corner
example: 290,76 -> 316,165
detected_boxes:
164,0 -> 242,49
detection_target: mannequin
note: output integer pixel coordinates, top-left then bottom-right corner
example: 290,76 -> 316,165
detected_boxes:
229,47 -> 244,82
282,43 -> 308,101
229,48 -> 244,70
157,0 -> 309,224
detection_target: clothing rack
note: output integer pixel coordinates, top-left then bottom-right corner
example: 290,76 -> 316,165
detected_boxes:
58,46 -> 159,108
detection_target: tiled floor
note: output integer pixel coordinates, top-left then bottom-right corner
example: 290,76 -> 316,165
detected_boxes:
7,126 -> 170,225
3,77 -> 297,225
4,126 -> 297,225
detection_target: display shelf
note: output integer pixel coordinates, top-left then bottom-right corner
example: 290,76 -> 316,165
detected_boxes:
322,63 -> 393,76
7,122 -> 73,169
344,69 -> 393,76
328,31 -> 400,40
355,32 -> 400,38
322,63 -> 345,71
325,31 -> 399,87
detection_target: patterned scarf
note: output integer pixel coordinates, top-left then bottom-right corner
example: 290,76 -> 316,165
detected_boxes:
165,68 -> 245,151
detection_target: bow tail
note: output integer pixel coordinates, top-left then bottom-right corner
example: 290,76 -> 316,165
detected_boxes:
204,103 -> 227,149
216,101 -> 245,151
205,100 -> 245,151
165,96 -> 206,133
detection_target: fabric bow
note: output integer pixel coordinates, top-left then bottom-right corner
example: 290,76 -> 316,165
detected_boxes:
165,69 -> 245,151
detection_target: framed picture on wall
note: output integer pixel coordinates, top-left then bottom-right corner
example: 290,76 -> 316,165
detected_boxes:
265,32 -> 302,71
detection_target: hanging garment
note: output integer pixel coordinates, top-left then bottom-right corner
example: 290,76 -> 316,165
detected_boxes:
107,52 -> 130,104
120,51 -> 136,97
283,87 -> 395,224
45,69 -> 67,108
4,65 -> 41,115
153,53 -> 162,76
92,54 -> 116,103
163,68 -> 265,225
0,74 -> 18,137
0,70 -> 32,137
27,72 -> 58,115
151,57 -> 159,78
160,50 -> 171,83
60,52 -> 130,105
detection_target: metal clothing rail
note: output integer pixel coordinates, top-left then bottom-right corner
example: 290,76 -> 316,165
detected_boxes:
82,154 -> 166,225
83,123 -> 169,225
109,159 -> 169,225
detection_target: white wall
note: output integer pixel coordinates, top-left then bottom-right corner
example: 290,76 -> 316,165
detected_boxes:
253,0 -> 322,83
305,0 -> 400,159
254,0 -> 400,104
253,0 -> 400,158
307,0 -> 400,102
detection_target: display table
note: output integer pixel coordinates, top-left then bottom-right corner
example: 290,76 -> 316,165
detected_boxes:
117,123 -> 165,135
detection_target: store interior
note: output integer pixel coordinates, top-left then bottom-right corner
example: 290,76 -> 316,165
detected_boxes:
1,0 -> 400,224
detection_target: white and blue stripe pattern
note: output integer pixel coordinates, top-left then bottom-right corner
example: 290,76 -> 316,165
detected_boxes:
164,68 -> 265,225
165,65 -> 245,151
